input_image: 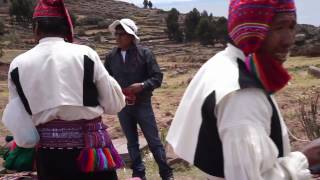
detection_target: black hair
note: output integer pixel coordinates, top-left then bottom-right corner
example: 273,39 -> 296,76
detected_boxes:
115,24 -> 125,31
114,24 -> 135,40
33,17 -> 69,37
226,35 -> 235,45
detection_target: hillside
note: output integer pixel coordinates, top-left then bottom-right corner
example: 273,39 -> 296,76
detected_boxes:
0,0 -> 217,58
0,1 -> 219,139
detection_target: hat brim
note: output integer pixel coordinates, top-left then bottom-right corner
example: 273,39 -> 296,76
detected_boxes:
109,20 -> 140,43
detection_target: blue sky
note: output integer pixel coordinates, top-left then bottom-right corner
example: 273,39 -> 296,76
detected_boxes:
120,0 -> 319,26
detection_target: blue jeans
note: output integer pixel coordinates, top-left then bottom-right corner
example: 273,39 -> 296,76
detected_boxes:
118,101 -> 172,179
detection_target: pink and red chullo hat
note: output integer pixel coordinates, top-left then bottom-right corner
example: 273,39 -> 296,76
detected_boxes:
33,0 -> 73,43
227,0 -> 296,93
228,0 -> 296,56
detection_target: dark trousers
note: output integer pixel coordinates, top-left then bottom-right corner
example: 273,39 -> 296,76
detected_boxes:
36,148 -> 118,180
118,101 -> 172,179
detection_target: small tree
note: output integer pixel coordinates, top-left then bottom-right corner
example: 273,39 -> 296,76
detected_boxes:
0,20 -> 4,57
208,13 -> 213,21
78,15 -> 103,26
0,19 -> 4,58
0,44 -> 4,58
0,44 -> 3,58
200,10 -> 208,18
69,12 -> 78,28
0,49 -> 3,59
147,0 -> 153,9
9,0 -> 36,26
184,8 -> 200,41
143,0 -> 148,8
196,17 -> 215,45
0,18 -> 5,35
166,8 -> 183,42
214,17 -> 228,45
298,88 -> 320,140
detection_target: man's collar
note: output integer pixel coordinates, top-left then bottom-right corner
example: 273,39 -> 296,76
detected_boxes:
225,43 -> 246,62
117,44 -> 137,52
39,37 -> 65,44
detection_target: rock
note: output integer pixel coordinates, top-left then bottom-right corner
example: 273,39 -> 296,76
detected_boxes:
291,24 -> 320,57
165,143 -> 189,167
297,24 -> 319,37
164,111 -> 173,117
308,66 -> 320,78
166,119 -> 173,126
214,43 -> 225,48
160,67 -> 167,72
113,137 -> 148,165
295,33 -> 306,44
291,43 -> 320,57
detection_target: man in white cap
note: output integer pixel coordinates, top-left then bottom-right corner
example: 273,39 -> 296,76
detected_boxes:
105,18 -> 174,180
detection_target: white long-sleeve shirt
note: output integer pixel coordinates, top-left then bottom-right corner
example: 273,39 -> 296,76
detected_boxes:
167,44 -> 311,180
2,37 -> 125,147
209,88 -> 310,180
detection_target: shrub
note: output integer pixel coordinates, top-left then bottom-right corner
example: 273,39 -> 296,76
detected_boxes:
184,8 -> 200,41
69,12 -> 78,27
214,17 -> 228,44
0,18 -> 5,35
78,15 -> 104,26
2,31 -> 21,47
298,88 -> 320,140
78,28 -> 86,36
0,46 -> 3,58
97,21 -> 110,29
9,0 -> 36,26
165,8 -> 183,42
93,33 -> 102,43
196,17 -> 215,45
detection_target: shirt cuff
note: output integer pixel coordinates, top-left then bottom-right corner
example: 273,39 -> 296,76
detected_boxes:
280,151 -> 311,180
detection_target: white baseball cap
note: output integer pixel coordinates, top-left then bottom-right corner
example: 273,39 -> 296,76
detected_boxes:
109,18 -> 140,43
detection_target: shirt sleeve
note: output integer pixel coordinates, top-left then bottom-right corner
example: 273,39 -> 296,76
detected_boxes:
217,88 -> 311,180
141,48 -> 163,91
2,62 -> 39,148
93,51 -> 125,114
104,52 -> 113,76
8,61 -> 18,100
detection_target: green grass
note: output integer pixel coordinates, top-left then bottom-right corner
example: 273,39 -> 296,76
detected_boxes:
117,151 -> 207,179
285,56 -> 320,89
286,56 -> 320,68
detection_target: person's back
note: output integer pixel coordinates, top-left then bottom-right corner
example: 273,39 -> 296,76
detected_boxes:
11,39 -> 105,115
2,1 -> 126,180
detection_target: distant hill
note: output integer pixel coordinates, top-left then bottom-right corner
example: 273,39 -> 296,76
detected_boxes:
292,24 -> 320,57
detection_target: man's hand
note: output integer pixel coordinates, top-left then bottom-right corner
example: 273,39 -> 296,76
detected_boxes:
125,83 -> 144,94
302,138 -> 320,167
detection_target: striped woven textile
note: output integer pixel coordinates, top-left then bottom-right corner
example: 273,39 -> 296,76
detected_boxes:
228,0 -> 296,55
